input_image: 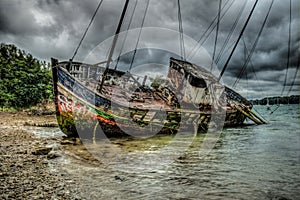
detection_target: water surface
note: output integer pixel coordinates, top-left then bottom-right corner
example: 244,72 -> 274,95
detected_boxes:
49,105 -> 300,199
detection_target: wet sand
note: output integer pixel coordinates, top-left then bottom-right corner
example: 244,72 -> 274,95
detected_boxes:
0,112 -> 79,199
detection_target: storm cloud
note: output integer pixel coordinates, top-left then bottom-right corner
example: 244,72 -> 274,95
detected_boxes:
0,0 -> 299,99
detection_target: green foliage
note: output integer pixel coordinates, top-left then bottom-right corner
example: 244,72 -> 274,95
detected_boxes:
0,43 -> 53,109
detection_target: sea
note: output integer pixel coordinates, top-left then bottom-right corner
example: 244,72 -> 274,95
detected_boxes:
37,104 -> 300,199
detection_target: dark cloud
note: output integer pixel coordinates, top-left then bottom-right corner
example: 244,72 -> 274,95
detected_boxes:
0,1 -> 37,35
114,48 -> 179,71
0,0 -> 299,98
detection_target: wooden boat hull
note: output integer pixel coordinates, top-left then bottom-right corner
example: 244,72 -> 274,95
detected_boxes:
52,63 -> 180,138
51,58 -> 263,138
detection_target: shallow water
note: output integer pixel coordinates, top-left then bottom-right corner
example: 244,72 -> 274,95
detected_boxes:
49,105 -> 299,199
25,127 -> 65,139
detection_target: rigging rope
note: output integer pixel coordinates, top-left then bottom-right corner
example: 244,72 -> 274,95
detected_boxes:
99,0 -> 130,92
242,38 -> 266,118
243,40 -> 265,122
270,105 -> 280,115
215,1 -> 247,64
232,0 -> 274,88
242,40 -> 268,121
211,0 -> 222,71
287,53 -> 300,96
129,0 -> 150,71
218,0 -> 258,81
187,0 -> 234,60
242,38 -> 261,92
281,0 -> 292,96
114,0 -> 139,70
271,0 -> 294,115
71,0 -> 104,61
178,0 -> 186,61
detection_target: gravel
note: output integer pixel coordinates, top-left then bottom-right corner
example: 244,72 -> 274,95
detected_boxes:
0,112 -> 80,199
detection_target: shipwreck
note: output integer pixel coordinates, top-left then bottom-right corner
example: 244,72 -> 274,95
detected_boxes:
51,0 -> 267,138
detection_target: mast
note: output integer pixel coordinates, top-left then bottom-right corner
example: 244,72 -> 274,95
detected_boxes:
218,0 -> 258,81
99,0 -> 130,92
177,0 -> 186,61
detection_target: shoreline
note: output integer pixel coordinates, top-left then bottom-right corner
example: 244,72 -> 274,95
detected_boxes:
0,112 -> 80,199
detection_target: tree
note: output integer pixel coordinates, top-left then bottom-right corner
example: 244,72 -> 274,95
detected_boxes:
0,43 -> 53,109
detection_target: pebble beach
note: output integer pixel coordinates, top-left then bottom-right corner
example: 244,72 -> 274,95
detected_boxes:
0,112 -> 79,199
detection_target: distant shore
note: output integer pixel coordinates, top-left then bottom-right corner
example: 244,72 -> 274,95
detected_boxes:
250,95 -> 300,105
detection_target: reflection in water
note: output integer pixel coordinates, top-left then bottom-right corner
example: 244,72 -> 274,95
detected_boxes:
49,105 -> 299,199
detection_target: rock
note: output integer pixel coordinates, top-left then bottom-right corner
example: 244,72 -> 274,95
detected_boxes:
114,175 -> 125,181
42,160 -> 48,164
23,121 -> 31,126
0,172 -> 9,177
32,147 -> 52,155
47,152 -> 61,160
61,138 -> 76,145
16,150 -> 27,154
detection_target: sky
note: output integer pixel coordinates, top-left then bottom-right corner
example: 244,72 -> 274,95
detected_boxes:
0,0 -> 299,99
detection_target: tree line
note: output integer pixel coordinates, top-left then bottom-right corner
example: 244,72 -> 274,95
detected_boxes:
0,43 -> 53,110
251,95 -> 300,105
